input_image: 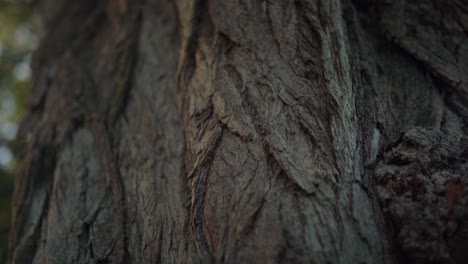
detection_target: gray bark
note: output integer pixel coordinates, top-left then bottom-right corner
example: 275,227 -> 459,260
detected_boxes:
8,0 -> 468,263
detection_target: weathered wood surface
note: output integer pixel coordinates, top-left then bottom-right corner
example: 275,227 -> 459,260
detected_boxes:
9,0 -> 468,263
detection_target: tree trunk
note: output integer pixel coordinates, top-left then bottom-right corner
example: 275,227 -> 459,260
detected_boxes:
8,0 -> 468,263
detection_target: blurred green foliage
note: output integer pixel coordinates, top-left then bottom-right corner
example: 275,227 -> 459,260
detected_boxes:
0,0 -> 35,262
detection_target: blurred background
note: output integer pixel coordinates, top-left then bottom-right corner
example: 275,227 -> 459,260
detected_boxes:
0,0 -> 36,262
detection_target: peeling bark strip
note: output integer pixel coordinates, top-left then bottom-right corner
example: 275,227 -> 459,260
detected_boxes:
9,0 -> 468,263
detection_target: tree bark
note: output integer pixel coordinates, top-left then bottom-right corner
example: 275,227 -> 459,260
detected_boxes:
9,0 -> 468,263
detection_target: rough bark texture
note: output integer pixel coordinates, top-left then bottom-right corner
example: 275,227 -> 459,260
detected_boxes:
8,0 -> 468,263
